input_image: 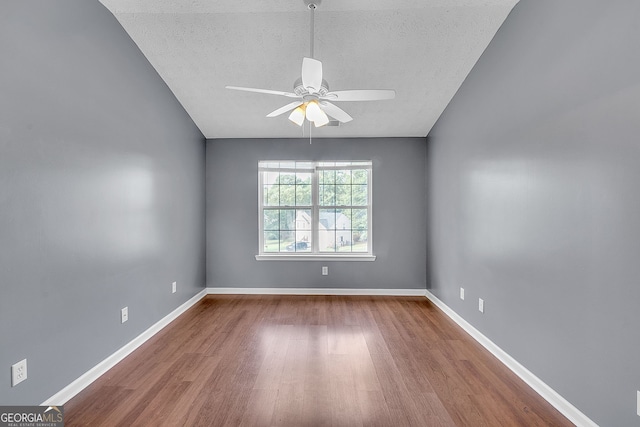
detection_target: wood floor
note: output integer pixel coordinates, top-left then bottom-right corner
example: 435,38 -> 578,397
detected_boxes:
65,295 -> 573,426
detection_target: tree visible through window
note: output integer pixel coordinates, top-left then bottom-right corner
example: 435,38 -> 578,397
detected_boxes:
259,161 -> 372,255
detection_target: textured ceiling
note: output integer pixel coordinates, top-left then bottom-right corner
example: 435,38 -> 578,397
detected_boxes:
99,0 -> 518,139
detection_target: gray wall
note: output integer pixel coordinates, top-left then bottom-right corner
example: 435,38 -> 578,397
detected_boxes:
427,0 -> 640,426
206,138 -> 427,290
0,2 -> 206,404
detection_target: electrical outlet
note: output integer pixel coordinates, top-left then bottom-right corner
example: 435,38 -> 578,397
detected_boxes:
322,266 -> 328,276
11,359 -> 27,387
172,281 -> 177,294
121,307 -> 128,323
460,287 -> 465,300
478,298 -> 484,313
637,390 -> 639,416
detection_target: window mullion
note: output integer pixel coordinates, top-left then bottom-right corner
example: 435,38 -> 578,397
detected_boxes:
368,167 -> 372,255
258,169 -> 264,254
312,167 -> 319,253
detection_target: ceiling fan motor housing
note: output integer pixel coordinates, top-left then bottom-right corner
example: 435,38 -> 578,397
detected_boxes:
293,77 -> 329,98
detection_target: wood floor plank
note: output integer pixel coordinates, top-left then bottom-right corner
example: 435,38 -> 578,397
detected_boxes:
238,388 -> 278,427
271,383 -> 305,426
64,295 -> 574,427
301,387 -> 332,426
355,389 -> 393,426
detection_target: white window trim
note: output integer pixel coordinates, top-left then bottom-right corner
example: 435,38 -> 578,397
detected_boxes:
257,161 -> 374,261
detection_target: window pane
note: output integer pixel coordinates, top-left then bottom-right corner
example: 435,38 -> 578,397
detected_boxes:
280,231 -> 294,251
296,162 -> 313,170
352,184 -> 368,206
279,161 -> 295,170
319,229 -> 336,252
352,169 -> 368,184
280,209 -> 296,230
319,185 -> 335,206
319,209 -> 336,230
265,171 -> 280,184
264,231 -> 280,252
296,172 -> 312,185
336,169 -> 351,184
321,170 -> 335,185
337,229 -> 351,251
295,209 -> 312,252
264,210 -> 279,230
319,209 -> 336,252
296,184 -> 311,206
352,209 -> 368,230
280,172 -> 295,184
351,231 -> 368,252
336,185 -> 351,206
291,238 -> 311,252
318,161 -> 335,168
278,184 -> 295,206
335,209 -> 351,230
264,185 -> 279,206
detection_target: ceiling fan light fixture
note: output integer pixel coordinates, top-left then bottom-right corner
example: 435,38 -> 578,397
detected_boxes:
288,105 -> 306,126
305,100 -> 322,121
225,0 -> 396,130
313,110 -> 329,127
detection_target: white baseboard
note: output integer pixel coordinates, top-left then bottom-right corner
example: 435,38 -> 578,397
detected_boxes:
41,289 -> 207,406
207,287 -> 427,296
424,290 -> 597,427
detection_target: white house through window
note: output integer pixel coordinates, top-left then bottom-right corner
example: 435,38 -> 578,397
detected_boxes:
259,161 -> 372,256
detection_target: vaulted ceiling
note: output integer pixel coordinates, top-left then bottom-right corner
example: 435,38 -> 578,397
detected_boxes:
99,0 -> 518,139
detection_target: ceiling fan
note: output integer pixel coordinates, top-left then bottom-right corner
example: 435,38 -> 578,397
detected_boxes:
226,0 -> 395,128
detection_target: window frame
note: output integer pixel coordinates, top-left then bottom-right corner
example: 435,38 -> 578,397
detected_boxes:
256,161 -> 376,261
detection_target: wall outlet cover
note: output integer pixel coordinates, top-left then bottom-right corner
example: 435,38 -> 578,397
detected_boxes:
478,298 -> 484,313
637,390 -> 640,416
11,359 -> 27,387
121,307 -> 128,323
460,287 -> 465,300
322,266 -> 328,276
172,281 -> 177,293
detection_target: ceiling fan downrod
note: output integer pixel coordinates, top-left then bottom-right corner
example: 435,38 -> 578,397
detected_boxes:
307,2 -> 319,58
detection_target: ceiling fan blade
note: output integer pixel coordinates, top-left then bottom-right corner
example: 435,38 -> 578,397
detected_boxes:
266,101 -> 303,118
319,101 -> 353,123
322,89 -> 396,102
226,86 -> 298,98
301,57 -> 322,94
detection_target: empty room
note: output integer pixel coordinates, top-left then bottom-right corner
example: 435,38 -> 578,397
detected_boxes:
1,0 -> 639,426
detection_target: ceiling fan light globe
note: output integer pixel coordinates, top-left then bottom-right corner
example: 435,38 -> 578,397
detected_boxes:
314,114 -> 329,127
305,100 -> 322,121
288,106 -> 306,126
313,106 -> 329,127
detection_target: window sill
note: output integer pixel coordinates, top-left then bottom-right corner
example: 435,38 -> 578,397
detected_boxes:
255,254 -> 376,262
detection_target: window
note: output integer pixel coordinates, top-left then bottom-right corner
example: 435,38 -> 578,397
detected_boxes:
258,161 -> 373,260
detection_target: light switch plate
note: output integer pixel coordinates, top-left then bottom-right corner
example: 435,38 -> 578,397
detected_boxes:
637,390 -> 639,416
172,281 -> 177,293
460,287 -> 465,300
478,298 -> 484,313
121,307 -> 128,323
